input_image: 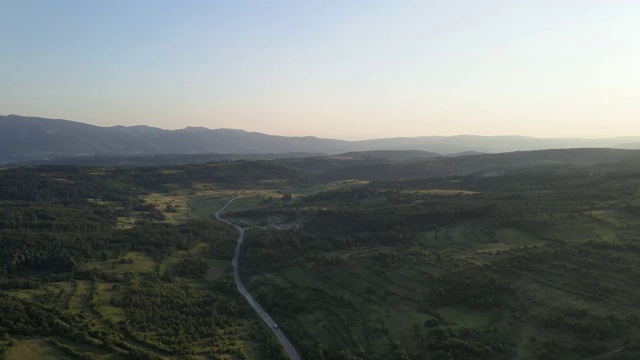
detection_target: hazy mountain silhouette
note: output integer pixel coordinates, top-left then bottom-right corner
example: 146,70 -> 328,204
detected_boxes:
2,114 -> 640,164
0,114 -> 349,163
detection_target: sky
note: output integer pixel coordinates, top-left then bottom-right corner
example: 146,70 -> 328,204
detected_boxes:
1,1 -> 639,140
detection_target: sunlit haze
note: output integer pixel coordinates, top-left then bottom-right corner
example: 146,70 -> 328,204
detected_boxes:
2,1 -> 639,140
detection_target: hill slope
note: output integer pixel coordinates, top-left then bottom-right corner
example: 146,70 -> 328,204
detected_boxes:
278,148 -> 640,181
3,114 -> 640,164
0,114 -> 352,163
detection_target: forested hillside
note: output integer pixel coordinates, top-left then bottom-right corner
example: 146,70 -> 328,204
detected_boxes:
0,161 -> 310,360
4,150 -> 640,359
224,156 -> 640,360
278,148 -> 640,181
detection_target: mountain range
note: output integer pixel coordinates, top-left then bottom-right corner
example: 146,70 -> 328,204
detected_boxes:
3,114 -> 640,164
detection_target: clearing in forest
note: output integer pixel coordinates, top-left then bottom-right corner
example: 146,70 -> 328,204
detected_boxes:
205,259 -> 230,281
283,267 -> 322,288
67,280 -> 95,314
7,339 -> 69,360
436,306 -> 493,328
95,282 -> 126,323
83,251 -> 157,274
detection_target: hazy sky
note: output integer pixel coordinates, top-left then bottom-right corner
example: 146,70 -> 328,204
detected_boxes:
2,1 -> 639,140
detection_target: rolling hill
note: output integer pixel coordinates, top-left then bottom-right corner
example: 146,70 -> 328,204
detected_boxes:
3,114 -> 640,164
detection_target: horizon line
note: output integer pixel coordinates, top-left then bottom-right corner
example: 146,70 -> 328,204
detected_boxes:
3,113 -> 640,142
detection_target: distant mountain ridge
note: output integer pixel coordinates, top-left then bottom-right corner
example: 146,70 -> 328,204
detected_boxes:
277,148 -> 640,182
2,114 -> 640,164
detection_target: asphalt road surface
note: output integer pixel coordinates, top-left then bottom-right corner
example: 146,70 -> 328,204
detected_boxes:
215,198 -> 302,360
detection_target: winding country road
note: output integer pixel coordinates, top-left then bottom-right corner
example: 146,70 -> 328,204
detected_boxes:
215,198 -> 302,360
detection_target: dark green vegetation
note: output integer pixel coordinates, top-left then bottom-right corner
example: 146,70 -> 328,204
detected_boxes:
22,153 -> 323,168
0,161 -> 311,359
227,150 -> 640,359
277,148 -> 640,181
4,148 -> 640,359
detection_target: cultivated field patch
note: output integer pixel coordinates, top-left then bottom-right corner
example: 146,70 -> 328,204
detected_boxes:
7,339 -> 68,360
205,259 -> 230,281
83,251 -> 157,274
437,306 -> 493,328
143,192 -> 191,224
95,282 -> 126,323
68,280 -> 94,314
283,266 -> 322,288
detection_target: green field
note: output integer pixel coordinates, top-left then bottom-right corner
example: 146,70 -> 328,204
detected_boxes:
188,192 -> 229,219
7,339 -> 70,360
67,280 -> 95,314
83,251 -> 157,274
205,259 -> 231,281
437,306 -> 493,328
282,266 -> 322,288
95,282 -> 126,322
143,192 -> 191,224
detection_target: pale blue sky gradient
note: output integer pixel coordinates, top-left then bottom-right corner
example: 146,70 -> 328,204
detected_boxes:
2,1 -> 639,139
